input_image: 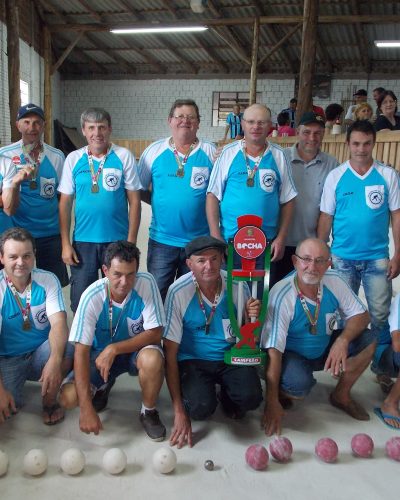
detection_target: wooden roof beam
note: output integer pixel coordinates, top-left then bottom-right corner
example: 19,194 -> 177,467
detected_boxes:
52,31 -> 85,74
258,23 -> 302,68
84,33 -> 136,74
350,0 -> 371,73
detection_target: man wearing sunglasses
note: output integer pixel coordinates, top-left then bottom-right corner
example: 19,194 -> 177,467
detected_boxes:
261,238 -> 375,436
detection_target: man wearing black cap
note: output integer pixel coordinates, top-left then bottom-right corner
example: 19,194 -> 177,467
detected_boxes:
273,112 -> 338,282
163,235 -> 263,448
344,89 -> 368,125
0,104 -> 68,285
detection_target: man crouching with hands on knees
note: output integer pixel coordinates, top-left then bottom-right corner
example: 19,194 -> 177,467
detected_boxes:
59,241 -> 166,441
163,236 -> 263,448
261,238 -> 375,436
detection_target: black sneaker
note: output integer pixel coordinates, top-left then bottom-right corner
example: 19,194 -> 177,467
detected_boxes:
92,379 -> 115,412
139,409 -> 166,441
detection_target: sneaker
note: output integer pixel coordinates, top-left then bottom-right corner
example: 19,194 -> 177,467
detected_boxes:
140,409 -> 166,441
92,379 -> 115,413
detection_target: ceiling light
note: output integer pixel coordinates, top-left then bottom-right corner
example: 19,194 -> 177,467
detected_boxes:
374,40 -> 400,48
111,26 -> 208,34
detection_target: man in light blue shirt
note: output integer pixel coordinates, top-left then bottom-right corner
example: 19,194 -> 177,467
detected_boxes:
223,104 -> 244,141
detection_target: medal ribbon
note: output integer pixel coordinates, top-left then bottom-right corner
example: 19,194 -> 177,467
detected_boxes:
106,280 -> 126,339
241,139 -> 267,184
21,142 -> 44,183
191,272 -> 221,334
294,275 -> 321,334
87,145 -> 111,189
6,275 -> 32,327
170,139 -> 197,177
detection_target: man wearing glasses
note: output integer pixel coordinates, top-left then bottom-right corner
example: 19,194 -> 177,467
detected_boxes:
138,99 -> 216,300
261,238 -> 375,436
206,103 -> 297,287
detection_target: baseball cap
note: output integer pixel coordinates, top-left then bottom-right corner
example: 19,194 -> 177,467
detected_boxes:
353,89 -> 367,97
298,112 -> 325,128
16,103 -> 45,121
185,236 -> 227,258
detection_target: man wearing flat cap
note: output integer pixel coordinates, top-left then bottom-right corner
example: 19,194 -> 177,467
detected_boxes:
163,235 -> 263,448
0,104 -> 68,285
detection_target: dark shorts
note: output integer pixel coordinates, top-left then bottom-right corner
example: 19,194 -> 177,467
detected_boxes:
35,234 -> 69,287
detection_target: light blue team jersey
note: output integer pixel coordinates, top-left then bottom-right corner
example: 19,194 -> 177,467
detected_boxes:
226,112 -> 244,139
138,138 -> 216,247
164,270 -> 250,362
320,160 -> 400,260
0,155 -> 16,233
207,141 -> 297,241
0,269 -> 65,356
0,141 -> 64,238
261,270 -> 366,360
69,273 -> 165,352
58,144 -> 142,243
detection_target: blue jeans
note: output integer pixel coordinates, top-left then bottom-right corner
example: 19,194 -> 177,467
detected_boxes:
280,328 -> 375,398
70,241 -> 111,312
147,239 -> 189,301
0,340 -> 74,407
331,255 -> 391,340
371,345 -> 400,378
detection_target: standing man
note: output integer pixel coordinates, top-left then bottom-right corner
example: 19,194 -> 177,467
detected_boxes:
262,238 -> 375,436
59,241 -> 166,440
59,108 -> 141,312
0,156 -> 18,234
318,120 -> 400,347
275,112 -> 338,282
281,98 -> 297,129
373,87 -> 385,117
0,228 -> 72,425
164,236 -> 262,448
0,104 -> 68,285
223,103 -> 244,142
138,99 -> 216,300
344,89 -> 368,125
206,103 -> 297,287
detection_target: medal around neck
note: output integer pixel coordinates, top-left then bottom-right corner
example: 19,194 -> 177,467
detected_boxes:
225,215 -> 269,366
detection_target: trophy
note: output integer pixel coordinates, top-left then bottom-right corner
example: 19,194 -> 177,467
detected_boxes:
224,215 -> 270,366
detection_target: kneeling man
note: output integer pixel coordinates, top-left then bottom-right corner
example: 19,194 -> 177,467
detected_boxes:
164,236 -> 263,448
261,238 -> 375,436
0,228 -> 72,425
59,241 -> 166,440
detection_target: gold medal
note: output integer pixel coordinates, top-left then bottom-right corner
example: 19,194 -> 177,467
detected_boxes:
176,169 -> 184,178
91,183 -> 99,193
30,180 -> 37,190
22,318 -> 31,331
247,177 -> 255,187
309,324 -> 317,334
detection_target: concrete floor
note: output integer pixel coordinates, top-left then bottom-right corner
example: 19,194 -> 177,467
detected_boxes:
1,203 -> 399,499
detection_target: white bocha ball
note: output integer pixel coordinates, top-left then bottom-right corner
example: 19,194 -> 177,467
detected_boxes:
23,449 -> 48,476
60,448 -> 85,475
152,447 -> 177,474
102,448 -> 127,475
0,449 -> 9,476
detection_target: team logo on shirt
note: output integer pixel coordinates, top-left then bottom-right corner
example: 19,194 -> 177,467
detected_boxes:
36,308 -> 48,324
105,173 -> 119,188
365,185 -> 384,209
12,156 -> 21,165
102,168 -> 121,191
190,167 -> 209,190
43,183 -> 55,197
259,169 -> 276,193
127,315 -> 144,337
368,191 -> 383,205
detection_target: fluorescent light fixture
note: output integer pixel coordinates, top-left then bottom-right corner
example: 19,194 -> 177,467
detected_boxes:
374,40 -> 400,48
111,26 -> 208,34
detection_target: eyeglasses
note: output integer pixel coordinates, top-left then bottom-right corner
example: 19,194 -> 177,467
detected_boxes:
295,254 -> 331,266
242,119 -> 270,127
173,114 -> 198,122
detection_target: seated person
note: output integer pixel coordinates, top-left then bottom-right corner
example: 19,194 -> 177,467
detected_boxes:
0,227 -> 72,425
353,102 -> 374,122
261,238 -> 376,436
324,103 -> 344,131
274,112 -> 296,137
372,293 -> 400,429
59,241 -> 166,440
163,236 -> 263,448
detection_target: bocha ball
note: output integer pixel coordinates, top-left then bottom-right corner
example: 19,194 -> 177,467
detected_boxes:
23,449 -> 48,476
152,448 -> 177,474
315,438 -> 338,463
269,436 -> 293,463
60,448 -> 85,475
245,444 -> 269,470
351,433 -> 374,458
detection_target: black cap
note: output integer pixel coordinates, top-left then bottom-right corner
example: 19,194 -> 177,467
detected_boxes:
298,112 -> 325,127
16,103 -> 45,121
185,236 -> 227,258
353,89 -> 367,97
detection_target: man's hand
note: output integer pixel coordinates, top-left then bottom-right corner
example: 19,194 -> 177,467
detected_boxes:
169,410 -> 193,448
12,166 -> 35,187
324,336 -> 349,377
387,255 -> 400,280
62,243 -> 80,266
262,400 -> 284,436
270,236 -> 285,262
39,357 -> 63,398
95,345 -> 116,383
79,405 -> 103,435
0,386 -> 17,423
246,297 -> 261,320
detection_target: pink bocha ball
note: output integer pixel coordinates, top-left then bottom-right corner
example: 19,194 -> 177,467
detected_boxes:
315,438 -> 339,463
269,436 -> 293,463
385,437 -> 400,462
245,444 -> 269,470
351,433 -> 374,458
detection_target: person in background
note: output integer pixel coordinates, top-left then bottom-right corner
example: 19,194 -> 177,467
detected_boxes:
373,87 -> 385,117
325,103 -> 344,132
223,104 -> 244,142
375,91 -> 400,132
274,112 -> 296,137
344,89 -> 368,125
281,99 -> 297,129
354,102 -> 374,122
